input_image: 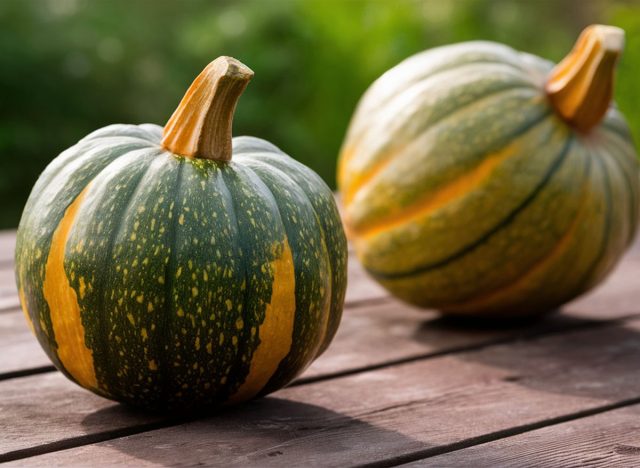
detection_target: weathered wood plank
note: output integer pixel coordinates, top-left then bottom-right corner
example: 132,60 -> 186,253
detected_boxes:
0,276 -> 633,388
0,267 -> 17,311
302,298 -> 506,381
2,234 -> 639,464
343,253 -> 388,305
1,231 -> 638,386
0,230 -> 16,266
4,318 -> 640,465
0,372 -> 165,460
0,295 -> 508,392
0,295 -> 19,312
415,404 -> 640,467
305,240 -> 639,381
3,236 -> 639,382
0,244 -> 386,376
0,308 -> 52,377
564,256 -> 640,320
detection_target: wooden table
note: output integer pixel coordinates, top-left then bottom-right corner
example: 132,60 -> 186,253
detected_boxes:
2,228 -> 640,467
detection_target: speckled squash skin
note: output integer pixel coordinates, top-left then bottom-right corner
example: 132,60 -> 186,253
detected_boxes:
339,39 -> 639,317
15,124 -> 347,411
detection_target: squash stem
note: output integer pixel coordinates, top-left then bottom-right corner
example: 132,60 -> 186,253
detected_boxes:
161,56 -> 254,161
545,24 -> 624,133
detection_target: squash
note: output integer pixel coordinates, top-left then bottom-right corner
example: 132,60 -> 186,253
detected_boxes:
15,57 -> 347,411
339,25 -> 639,317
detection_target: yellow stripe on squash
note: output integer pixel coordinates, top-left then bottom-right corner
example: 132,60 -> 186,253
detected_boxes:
43,185 -> 98,390
353,139 -> 523,239
229,238 -> 296,402
339,144 -> 406,207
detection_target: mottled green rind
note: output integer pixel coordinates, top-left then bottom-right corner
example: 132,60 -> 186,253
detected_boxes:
234,140 -> 348,394
341,41 -> 640,316
15,127 -> 347,410
15,125 -> 159,383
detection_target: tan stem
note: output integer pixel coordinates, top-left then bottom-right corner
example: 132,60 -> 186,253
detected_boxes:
161,56 -> 254,161
545,24 -> 624,133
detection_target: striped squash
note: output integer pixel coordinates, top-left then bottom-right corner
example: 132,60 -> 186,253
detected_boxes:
15,57 -> 347,411
339,25 -> 639,317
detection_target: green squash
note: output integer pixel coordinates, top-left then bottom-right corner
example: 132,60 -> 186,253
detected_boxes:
16,57 -> 347,411
339,25 -> 639,317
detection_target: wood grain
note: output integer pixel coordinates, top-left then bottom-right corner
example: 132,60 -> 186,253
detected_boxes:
304,250 -> 640,381
0,308 -> 51,377
0,267 -> 17,311
0,230 -> 16,266
2,234 -> 640,466
0,231 -> 388,377
0,372 -> 165,459
0,295 -> 512,399
344,252 -> 388,305
4,318 -> 640,465
3,239 -> 639,383
415,404 -> 640,467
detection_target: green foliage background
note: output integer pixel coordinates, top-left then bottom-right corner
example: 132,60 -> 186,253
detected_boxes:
1,0 -> 638,228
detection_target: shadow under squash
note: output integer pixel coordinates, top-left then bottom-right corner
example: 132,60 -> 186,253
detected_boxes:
82,396 -> 424,467
413,308 -> 640,402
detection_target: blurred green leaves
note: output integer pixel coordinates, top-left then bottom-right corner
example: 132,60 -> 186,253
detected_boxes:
0,0 -> 637,228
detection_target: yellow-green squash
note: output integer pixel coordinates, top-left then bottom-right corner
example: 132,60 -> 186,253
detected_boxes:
15,57 -> 347,411
339,25 -> 639,317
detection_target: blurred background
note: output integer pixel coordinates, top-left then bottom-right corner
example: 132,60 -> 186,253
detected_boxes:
0,0 -> 639,228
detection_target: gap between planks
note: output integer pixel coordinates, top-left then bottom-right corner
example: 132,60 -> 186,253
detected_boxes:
407,403 -> 640,467
359,396 -> 640,467
10,395 -> 640,466
6,318 -> 640,466
2,232 -> 639,464
3,303 -> 640,386
3,240 -> 639,384
2,311 -> 640,465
